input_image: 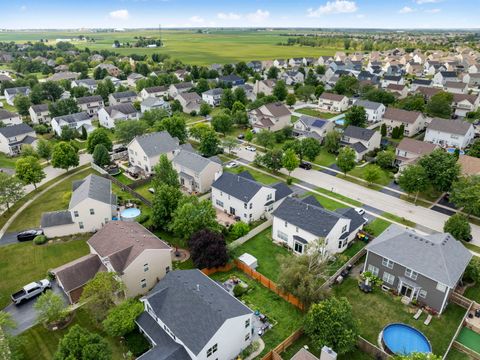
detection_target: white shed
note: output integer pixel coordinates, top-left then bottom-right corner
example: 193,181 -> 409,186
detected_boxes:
238,253 -> 258,270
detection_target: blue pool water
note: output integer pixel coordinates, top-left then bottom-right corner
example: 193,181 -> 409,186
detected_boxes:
383,323 -> 431,355
120,207 -> 141,219
334,118 -> 345,126
446,148 -> 465,155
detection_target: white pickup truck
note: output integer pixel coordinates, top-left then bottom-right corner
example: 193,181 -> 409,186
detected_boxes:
11,279 -> 51,305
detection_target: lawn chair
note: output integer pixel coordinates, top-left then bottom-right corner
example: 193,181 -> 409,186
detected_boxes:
424,314 -> 432,325
413,309 -> 422,320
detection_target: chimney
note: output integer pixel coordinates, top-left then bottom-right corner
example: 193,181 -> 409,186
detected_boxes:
320,346 -> 337,360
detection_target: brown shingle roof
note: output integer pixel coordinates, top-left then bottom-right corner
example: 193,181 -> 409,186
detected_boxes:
263,102 -> 291,117
87,221 -> 171,273
53,254 -> 106,292
384,107 -> 422,124
319,92 -> 347,102
445,81 -> 467,89
397,138 -> 437,156
452,93 -> 478,104
458,155 -> 480,176
427,118 -> 473,136
416,86 -> 441,99
386,84 -> 406,91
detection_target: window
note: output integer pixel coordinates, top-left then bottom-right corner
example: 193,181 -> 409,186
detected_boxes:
216,199 -> 224,207
294,242 -> 304,254
295,226 -> 299,233
244,203 -> 247,209
436,283 -> 446,293
338,240 -> 343,249
244,213 -> 247,218
73,211 -> 79,217
341,225 -> 347,233
382,258 -> 394,269
267,193 -> 272,201
89,209 -> 95,215
284,221 -> 288,228
382,272 -> 395,285
245,333 -> 250,341
207,344 -> 218,357
79,222 -> 84,229
220,191 -> 223,196
166,266 -> 170,273
144,263 -> 149,272
405,268 -> 418,280
245,319 -> 250,328
141,279 -> 146,288
367,264 -> 379,277
419,290 -> 427,299
249,203 -> 253,209
277,231 -> 288,241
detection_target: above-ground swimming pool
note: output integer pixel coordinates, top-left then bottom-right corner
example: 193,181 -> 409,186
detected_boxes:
334,118 -> 345,126
446,148 -> 465,155
120,207 -> 141,221
382,323 -> 431,355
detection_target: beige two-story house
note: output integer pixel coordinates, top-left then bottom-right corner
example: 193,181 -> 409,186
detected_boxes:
248,102 -> 291,132
383,108 -> 426,137
318,93 -> 349,112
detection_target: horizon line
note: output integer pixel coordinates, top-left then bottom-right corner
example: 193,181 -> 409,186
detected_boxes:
1,27 -> 480,31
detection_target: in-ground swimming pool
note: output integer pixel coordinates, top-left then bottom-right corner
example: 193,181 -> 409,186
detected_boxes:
382,323 -> 431,355
120,207 -> 141,221
334,117 -> 345,126
446,148 -> 465,155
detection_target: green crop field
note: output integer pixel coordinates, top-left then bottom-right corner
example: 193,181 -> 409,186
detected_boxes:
0,29 -> 342,65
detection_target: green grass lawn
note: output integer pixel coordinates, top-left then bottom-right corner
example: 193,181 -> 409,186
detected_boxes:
348,165 -> 394,187
224,166 -> 279,185
133,181 -> 154,202
313,148 -> 337,167
296,108 -> 338,119
210,269 -> 304,356
113,171 -> 135,186
333,277 -> 466,357
312,187 -> 363,207
445,348 -> 472,360
302,191 -> 346,211
0,235 -> 90,309
456,327 -> 480,354
381,212 -> 415,227
17,308 -> 128,360
464,282 -> 480,303
8,168 -> 95,232
364,218 -> 391,237
0,153 -> 17,168
231,227 -> 292,282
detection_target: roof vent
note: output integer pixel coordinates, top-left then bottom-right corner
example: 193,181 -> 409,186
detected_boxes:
196,284 -> 200,292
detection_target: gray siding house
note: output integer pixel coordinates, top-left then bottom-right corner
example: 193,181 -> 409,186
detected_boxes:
364,225 -> 472,314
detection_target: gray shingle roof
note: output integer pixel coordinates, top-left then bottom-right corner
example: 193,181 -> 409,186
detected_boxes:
298,115 -> 328,130
76,95 -> 103,104
144,86 -> 168,94
75,78 -> 97,86
41,210 -> 74,227
0,123 -> 34,137
69,174 -> 113,208
427,118 -> 473,136
53,112 -> 90,124
366,224 -> 472,288
349,142 -> 368,154
212,171 -> 265,202
132,131 -> 180,158
354,100 -> 383,111
4,87 -> 30,96
104,103 -> 137,116
141,97 -> 166,108
272,182 -> 293,202
111,90 -> 137,99
30,104 -> 49,113
202,88 -> 223,96
0,109 -> 19,120
173,149 -> 218,173
144,270 -> 252,355
343,125 -> 376,141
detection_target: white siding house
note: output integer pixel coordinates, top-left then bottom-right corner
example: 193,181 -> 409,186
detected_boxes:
424,118 -> 475,149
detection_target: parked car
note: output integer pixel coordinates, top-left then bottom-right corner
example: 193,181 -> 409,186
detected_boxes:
225,161 -> 238,169
245,146 -> 256,152
11,279 -> 51,305
237,134 -> 245,140
17,229 -> 43,242
299,161 -> 312,170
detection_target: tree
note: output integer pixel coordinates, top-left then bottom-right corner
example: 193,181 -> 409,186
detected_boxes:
277,240 -> 329,308
295,85 -> 315,102
443,214 -> 471,242
426,91 -> 453,119
376,150 -> 396,169
220,88 -> 235,109
86,128 -> 113,154
267,66 -> 279,79
233,87 -> 247,104
345,105 -> 367,128
195,78 -> 209,94
93,144 -> 111,167
393,353 -> 441,360
151,184 -> 183,230
0,173 -> 24,211
170,99 -> 183,113
304,297 -> 359,355
464,257 -> 480,284
115,120 -> 148,144
282,148 -> 300,176
15,156 -> 45,189
188,229 -> 229,269
13,94 -> 31,116
364,165 -> 382,185
273,80 -> 288,101
21,144 -> 38,158
157,115 -> 188,143
302,137 -> 322,161
36,139 -> 52,163
40,81 -> 63,102
255,129 -> 276,149
450,175 -> 480,217
54,325 -> 111,360
259,149 -> 284,172
397,164 -> 429,204
336,147 -> 356,175
95,79 -> 115,103
468,139 -> 480,158
60,126 -> 76,141
102,299 -> 144,337
324,130 -> 341,153
152,154 -> 179,189
169,197 -> 219,239
199,102 -> 212,117
334,75 -> 359,96
244,129 -> 254,143
396,94 -> 425,112
34,290 -> 68,325
141,108 -> 169,126
0,311 -> 16,331
223,136 -> 237,154
286,93 -> 296,107
189,123 -> 211,141
49,98 -> 80,117
380,123 -> 387,137
80,272 -> 123,322
198,129 -> 220,157
229,221 -> 250,239
211,113 -> 233,135
418,149 -> 460,192
51,142 -> 79,171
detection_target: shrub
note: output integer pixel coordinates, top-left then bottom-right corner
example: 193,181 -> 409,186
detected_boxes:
34,235 -> 48,245
233,284 -> 247,297
125,330 -> 151,357
229,221 -> 250,240
136,213 -> 150,224
286,177 -> 293,185
190,110 -> 197,116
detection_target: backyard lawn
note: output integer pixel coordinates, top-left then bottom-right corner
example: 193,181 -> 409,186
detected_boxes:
445,349 -> 472,360
296,108 -> 338,119
17,308 -> 129,360
7,168 -> 95,232
333,277 -> 467,357
313,148 -> 337,167
224,166 -> 279,185
364,218 -> 391,237
0,235 -> 90,309
133,182 -> 154,202
232,227 -> 292,282
113,171 -> 135,186
209,269 -> 304,356
464,282 -> 480,304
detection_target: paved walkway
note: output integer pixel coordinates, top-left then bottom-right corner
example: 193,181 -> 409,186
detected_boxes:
245,338 -> 265,360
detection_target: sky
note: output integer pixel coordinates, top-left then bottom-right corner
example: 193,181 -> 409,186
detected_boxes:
1,0 -> 479,30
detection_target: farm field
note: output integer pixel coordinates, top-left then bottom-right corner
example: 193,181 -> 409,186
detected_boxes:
0,30 -> 342,65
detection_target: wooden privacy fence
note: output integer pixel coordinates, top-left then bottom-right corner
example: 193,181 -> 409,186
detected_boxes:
200,263 -> 234,276
321,247 -> 367,290
260,329 -> 304,360
357,337 -> 391,360
452,342 -> 480,360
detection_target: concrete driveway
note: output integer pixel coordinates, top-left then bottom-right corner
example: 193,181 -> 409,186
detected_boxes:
4,280 -> 68,335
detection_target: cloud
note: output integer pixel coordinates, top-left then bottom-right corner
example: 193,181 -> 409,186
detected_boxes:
217,12 -> 241,20
109,9 -> 129,20
189,15 -> 205,23
415,0 -> 440,3
246,9 -> 270,23
425,8 -> 441,13
307,0 -> 358,17
399,6 -> 415,13
20,5 -> 27,11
